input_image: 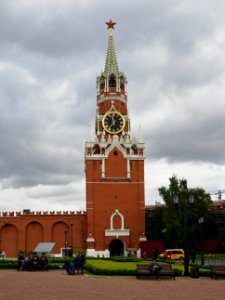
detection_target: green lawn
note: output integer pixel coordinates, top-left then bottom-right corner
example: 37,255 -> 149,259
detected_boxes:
86,259 -> 149,270
85,259 -> 211,277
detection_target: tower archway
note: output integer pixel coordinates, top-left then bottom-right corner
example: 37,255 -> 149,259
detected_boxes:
109,239 -> 124,257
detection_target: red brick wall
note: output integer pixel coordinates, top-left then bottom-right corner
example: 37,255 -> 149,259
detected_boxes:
0,213 -> 86,257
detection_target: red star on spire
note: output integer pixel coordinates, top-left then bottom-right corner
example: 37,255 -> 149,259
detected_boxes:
105,19 -> 116,29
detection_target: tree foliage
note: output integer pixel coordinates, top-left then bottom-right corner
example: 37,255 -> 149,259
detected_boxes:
219,226 -> 225,251
158,175 -> 212,250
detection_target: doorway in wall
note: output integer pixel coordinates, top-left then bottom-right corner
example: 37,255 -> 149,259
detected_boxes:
109,239 -> 124,256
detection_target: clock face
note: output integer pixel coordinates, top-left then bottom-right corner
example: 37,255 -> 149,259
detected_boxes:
102,112 -> 125,134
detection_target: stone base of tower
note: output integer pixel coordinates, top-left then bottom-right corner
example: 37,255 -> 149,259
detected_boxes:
86,247 -> 142,258
86,248 -> 110,258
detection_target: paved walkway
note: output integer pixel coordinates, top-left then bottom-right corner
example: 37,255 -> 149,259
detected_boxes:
0,270 -> 225,300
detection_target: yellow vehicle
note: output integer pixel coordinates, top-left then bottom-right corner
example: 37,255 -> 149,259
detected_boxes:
159,249 -> 184,260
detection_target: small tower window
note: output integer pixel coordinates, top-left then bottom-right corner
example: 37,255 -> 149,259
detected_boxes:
114,150 -> 118,156
131,144 -> 138,154
109,75 -> 116,87
93,144 -> 101,154
120,77 -> 125,91
100,77 -> 105,90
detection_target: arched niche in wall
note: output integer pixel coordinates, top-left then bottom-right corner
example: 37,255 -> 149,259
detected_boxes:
0,224 -> 18,257
52,221 -> 69,254
25,221 -> 44,252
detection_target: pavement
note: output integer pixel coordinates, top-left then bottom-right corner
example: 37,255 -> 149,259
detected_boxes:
0,270 -> 225,300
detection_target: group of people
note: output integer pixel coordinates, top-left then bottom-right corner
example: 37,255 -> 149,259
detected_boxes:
17,251 -> 48,271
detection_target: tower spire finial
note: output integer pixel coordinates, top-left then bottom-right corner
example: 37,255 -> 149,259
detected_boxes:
105,19 -> 116,29
104,19 -> 119,76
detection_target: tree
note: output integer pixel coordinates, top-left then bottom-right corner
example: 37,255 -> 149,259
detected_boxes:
219,226 -> 225,251
158,175 -> 212,251
146,205 -> 165,240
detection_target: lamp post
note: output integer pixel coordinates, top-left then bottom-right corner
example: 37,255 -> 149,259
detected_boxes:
174,195 -> 194,276
70,221 -> 74,257
64,228 -> 68,257
198,217 -> 204,265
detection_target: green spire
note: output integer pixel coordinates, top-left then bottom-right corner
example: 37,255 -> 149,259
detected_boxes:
104,19 -> 120,77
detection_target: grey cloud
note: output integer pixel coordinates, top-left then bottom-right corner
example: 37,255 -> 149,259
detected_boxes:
1,0 -> 225,210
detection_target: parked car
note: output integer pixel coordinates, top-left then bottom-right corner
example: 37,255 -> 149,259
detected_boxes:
158,249 -> 184,260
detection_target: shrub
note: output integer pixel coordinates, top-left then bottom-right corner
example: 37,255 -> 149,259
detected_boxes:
84,263 -> 136,276
172,267 -> 183,276
110,256 -> 142,262
0,262 -> 17,269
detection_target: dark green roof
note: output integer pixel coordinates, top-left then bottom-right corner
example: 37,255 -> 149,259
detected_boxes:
103,28 -> 119,77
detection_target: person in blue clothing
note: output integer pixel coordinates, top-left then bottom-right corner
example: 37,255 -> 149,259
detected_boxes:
17,251 -> 26,271
66,252 -> 85,275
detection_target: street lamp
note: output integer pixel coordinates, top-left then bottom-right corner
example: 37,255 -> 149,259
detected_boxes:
174,195 -> 194,276
64,228 -> 68,257
198,217 -> 204,265
70,221 -> 74,257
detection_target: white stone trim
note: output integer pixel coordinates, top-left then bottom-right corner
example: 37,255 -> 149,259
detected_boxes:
105,229 -> 130,236
110,209 -> 124,230
136,248 -> 141,258
105,135 -> 126,157
104,209 -> 130,237
127,159 -> 130,178
86,248 -> 110,258
86,237 -> 95,242
101,158 -> 105,178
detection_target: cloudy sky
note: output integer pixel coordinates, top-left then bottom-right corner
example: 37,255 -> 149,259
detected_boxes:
1,0 -> 225,212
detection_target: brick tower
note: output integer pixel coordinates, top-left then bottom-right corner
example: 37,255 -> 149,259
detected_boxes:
85,20 -> 146,257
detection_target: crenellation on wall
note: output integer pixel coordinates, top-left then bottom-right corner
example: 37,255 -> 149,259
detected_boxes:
0,211 -> 87,217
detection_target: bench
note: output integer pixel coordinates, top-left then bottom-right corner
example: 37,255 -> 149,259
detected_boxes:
211,265 -> 225,279
71,259 -> 86,275
72,262 -> 85,275
136,264 -> 175,280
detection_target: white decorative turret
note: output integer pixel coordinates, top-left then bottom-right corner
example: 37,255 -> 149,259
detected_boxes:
138,125 -> 143,143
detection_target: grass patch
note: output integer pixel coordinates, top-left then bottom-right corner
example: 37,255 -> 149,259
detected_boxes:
86,259 -> 144,270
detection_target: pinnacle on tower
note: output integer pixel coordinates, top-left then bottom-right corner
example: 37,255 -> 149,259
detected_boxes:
104,19 -> 120,77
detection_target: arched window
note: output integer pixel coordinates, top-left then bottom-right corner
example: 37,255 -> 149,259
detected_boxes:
110,210 -> 125,230
109,75 -> 116,88
120,77 -> 125,91
100,77 -> 105,90
131,144 -> 138,154
93,144 -> 100,154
